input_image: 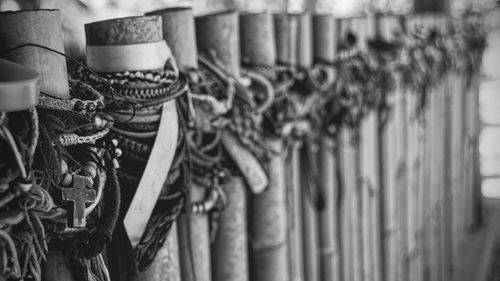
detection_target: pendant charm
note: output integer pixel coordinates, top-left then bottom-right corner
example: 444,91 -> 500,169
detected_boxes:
221,130 -> 268,194
61,175 -> 96,228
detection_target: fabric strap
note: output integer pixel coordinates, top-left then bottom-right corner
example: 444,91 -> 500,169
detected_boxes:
123,100 -> 179,247
86,41 -> 172,73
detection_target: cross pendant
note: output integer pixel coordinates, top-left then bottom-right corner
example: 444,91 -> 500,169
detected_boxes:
61,175 -> 96,228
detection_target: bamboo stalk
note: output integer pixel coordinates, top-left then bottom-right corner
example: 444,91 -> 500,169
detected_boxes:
338,17 -> 366,281
274,13 -> 304,281
137,223 -> 181,280
146,7 -> 211,281
355,16 -> 381,281
449,70 -> 465,271
465,64 -> 482,230
195,11 -> 249,281
295,13 -> 320,281
337,17 -> 355,281
406,74 -> 421,281
195,10 -> 241,76
239,12 -> 289,281
434,15 -> 454,281
210,177 -> 249,281
378,15 -> 402,281
147,7 -> 198,71
313,13 -> 341,281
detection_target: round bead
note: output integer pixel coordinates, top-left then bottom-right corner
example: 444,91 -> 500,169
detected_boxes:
87,102 -> 97,111
83,164 -> 97,179
74,101 -> 85,111
93,116 -> 103,128
145,73 -> 154,80
111,139 -> 119,147
115,148 -> 123,157
60,173 -> 73,186
112,159 -> 120,169
85,177 -> 94,187
61,160 -> 69,174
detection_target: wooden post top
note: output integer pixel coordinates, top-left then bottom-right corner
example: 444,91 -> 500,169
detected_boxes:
297,13 -> 313,68
273,13 -> 312,68
0,9 -> 70,99
147,7 -> 198,71
85,15 -> 163,46
240,12 -> 276,66
313,14 -> 338,63
84,15 -> 170,73
195,10 -> 241,76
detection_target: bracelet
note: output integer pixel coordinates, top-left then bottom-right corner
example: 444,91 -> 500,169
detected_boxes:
97,69 -> 178,86
57,128 -> 109,147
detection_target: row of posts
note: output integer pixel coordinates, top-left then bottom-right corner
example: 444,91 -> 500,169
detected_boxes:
140,10 -> 483,281
0,7 -> 482,281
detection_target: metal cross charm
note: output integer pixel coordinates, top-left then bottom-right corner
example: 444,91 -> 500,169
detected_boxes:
61,175 -> 96,228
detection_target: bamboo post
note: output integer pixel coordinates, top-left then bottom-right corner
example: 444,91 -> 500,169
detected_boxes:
448,59 -> 466,274
212,177 -> 249,281
240,12 -> 277,65
195,11 -> 249,281
147,7 -> 198,71
404,15 -> 430,281
296,13 -> 320,281
196,10 -> 240,76
339,16 -> 363,281
240,12 -> 290,281
377,15 -> 404,281
85,15 -> 181,281
407,14 -> 446,281
381,15 -> 410,281
398,15 -> 424,281
426,15 -> 444,281
406,15 -> 427,281
464,30 -> 482,231
432,15 -> 453,281
0,9 -> 76,280
0,9 -> 69,99
355,15 -> 383,281
274,14 -> 305,281
312,13 -> 342,281
146,7 -> 210,281
274,13 -> 304,281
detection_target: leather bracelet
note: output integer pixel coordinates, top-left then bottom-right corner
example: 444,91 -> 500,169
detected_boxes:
111,126 -> 156,139
110,133 -> 152,157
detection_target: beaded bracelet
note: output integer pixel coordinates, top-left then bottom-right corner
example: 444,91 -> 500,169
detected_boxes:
97,69 -> 178,86
57,128 -> 110,147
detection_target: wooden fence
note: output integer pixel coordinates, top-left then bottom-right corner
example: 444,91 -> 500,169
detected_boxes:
0,7 -> 484,281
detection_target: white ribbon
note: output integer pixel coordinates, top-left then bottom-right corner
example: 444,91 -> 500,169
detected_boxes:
86,41 -> 172,73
